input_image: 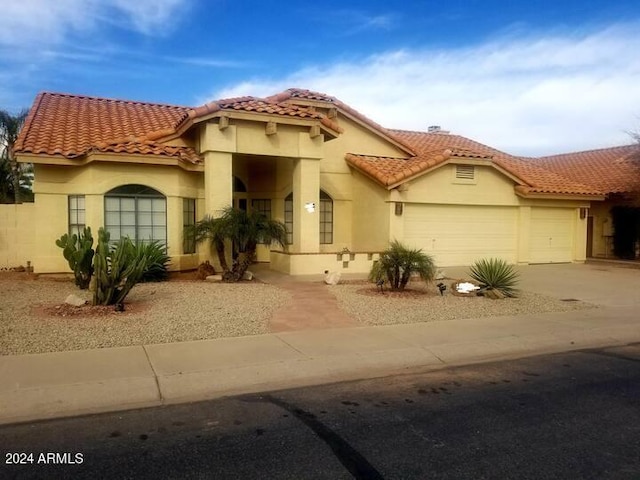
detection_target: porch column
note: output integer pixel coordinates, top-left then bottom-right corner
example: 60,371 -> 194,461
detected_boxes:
203,151 -> 233,216
292,157 -> 320,253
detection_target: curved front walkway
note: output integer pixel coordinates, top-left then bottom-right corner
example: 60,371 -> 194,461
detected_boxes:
251,265 -> 359,332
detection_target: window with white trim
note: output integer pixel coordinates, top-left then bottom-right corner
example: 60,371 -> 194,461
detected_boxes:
183,198 -> 196,254
105,185 -> 166,244
68,195 -> 85,236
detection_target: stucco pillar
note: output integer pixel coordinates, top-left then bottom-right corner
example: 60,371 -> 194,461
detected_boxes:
292,157 -> 320,253
166,196 -> 182,260
517,206 -> 531,264
204,151 -> 233,216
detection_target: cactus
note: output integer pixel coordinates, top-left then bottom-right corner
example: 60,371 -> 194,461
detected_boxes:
55,227 -> 94,289
92,228 -> 150,306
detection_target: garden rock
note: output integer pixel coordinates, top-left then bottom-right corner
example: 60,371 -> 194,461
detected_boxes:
65,294 -> 87,307
324,271 -> 341,285
242,270 -> 254,281
205,275 -> 223,282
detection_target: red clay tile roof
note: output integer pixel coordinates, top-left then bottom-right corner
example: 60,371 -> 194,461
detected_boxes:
14,89 -> 630,197
15,91 -> 341,162
537,144 -> 640,194
345,128 -> 603,195
15,92 -> 190,158
269,88 -> 416,154
89,141 -> 202,164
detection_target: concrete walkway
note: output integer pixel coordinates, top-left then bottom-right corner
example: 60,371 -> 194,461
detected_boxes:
1,263 -> 639,425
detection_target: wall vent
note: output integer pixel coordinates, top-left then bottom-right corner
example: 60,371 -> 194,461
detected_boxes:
455,165 -> 475,180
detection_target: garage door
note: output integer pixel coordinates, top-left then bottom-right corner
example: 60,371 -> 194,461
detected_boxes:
529,208 -> 574,263
404,205 -> 518,266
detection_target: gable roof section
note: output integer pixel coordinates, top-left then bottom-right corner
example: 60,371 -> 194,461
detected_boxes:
537,144 -> 640,194
15,92 -> 193,159
14,91 -> 342,163
268,88 -> 416,155
347,128 -> 603,196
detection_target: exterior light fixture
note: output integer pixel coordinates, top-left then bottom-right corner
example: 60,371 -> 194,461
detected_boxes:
304,202 -> 315,213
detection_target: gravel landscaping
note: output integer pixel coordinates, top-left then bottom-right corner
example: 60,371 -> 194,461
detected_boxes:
1,273 -> 597,356
330,282 -> 596,326
0,274 -> 291,355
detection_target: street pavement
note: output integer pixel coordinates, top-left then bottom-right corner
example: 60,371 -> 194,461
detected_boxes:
1,262 -> 639,425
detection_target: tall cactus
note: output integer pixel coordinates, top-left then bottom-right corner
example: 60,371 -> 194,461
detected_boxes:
93,228 -> 150,306
55,227 -> 94,289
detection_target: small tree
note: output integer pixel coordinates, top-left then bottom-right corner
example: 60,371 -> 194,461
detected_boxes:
191,207 -> 288,282
0,109 -> 31,203
369,240 -> 436,291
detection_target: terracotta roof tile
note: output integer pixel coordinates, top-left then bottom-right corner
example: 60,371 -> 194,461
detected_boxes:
90,141 -> 202,164
537,145 -> 640,194
15,92 -> 190,158
345,152 -> 450,187
386,129 -> 603,196
271,88 -> 416,154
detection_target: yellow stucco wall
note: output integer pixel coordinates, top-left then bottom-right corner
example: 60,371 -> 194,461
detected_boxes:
351,171 -> 390,251
588,201 -> 614,258
0,203 -> 36,269
403,163 -> 520,206
31,163 -> 206,273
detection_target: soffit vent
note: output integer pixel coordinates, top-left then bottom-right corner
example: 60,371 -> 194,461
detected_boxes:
456,165 -> 475,179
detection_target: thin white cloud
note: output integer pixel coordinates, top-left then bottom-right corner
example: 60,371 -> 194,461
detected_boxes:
209,24 -> 640,156
0,0 -> 190,48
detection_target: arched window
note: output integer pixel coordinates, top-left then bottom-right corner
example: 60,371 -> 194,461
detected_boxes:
283,190 -> 333,245
319,190 -> 333,244
105,185 -> 166,244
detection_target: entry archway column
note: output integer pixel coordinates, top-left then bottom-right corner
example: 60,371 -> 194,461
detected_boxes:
292,157 -> 320,253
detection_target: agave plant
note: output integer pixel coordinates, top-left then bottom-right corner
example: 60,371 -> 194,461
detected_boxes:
468,258 -> 519,297
136,240 -> 171,282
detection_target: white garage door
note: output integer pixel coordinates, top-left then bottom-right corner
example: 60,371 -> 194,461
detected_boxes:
404,205 -> 518,266
529,208 -> 574,263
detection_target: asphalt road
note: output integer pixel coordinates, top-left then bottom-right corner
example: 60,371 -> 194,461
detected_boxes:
1,344 -> 639,480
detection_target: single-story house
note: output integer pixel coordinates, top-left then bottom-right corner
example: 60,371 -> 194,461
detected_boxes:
7,88 -> 640,275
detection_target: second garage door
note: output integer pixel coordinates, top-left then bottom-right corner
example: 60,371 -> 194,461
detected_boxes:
404,204 -> 518,266
529,207 -> 575,263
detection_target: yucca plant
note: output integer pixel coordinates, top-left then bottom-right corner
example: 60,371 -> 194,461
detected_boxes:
369,240 -> 436,291
468,258 -> 519,297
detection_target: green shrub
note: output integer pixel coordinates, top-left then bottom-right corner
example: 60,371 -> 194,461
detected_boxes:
468,258 -> 519,297
93,228 -> 152,306
55,227 -> 94,289
137,240 -> 171,282
369,240 -> 436,291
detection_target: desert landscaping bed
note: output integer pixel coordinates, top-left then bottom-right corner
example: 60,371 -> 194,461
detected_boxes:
330,282 -> 596,326
1,273 -> 596,356
0,273 -> 291,355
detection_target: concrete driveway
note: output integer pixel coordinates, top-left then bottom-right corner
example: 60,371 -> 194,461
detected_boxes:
446,263 -> 640,307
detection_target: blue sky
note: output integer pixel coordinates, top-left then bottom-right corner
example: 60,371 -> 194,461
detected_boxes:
2,0 -> 640,156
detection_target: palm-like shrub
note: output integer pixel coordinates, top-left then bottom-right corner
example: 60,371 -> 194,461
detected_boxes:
369,240 -> 436,291
191,207 -> 288,282
468,258 -> 519,297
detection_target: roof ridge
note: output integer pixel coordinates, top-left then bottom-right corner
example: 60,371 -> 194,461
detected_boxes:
37,91 -> 190,110
537,143 -> 638,160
